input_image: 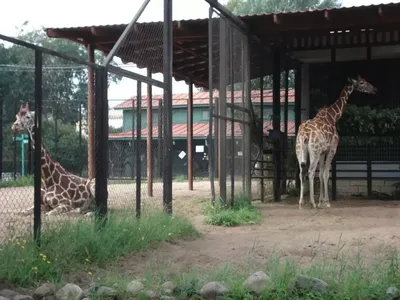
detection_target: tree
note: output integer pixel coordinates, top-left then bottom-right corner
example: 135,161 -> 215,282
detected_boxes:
0,24 -> 122,176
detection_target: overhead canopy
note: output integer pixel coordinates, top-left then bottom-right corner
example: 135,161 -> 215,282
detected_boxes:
45,2 -> 400,89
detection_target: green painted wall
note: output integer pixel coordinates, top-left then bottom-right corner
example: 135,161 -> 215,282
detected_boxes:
121,104 -> 294,131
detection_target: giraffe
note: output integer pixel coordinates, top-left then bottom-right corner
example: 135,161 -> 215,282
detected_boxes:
11,103 -> 95,216
296,75 -> 377,210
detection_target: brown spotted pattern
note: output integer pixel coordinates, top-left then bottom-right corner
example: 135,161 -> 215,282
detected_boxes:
295,75 -> 377,210
11,103 -> 95,216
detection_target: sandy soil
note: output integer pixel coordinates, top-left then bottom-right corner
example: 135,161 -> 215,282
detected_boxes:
1,180 -> 399,277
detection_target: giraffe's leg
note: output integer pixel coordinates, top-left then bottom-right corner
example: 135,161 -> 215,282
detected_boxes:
18,188 -> 50,215
308,151 -> 320,209
45,202 -> 74,216
318,153 -> 326,208
323,145 -> 338,208
298,162 -> 307,209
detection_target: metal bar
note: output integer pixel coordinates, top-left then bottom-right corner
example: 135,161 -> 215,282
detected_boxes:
94,67 -> 109,224
34,49 -> 43,246
282,67 -> 289,194
259,50 -> 265,203
78,99 -> 83,176
208,6 -> 216,205
163,0 -> 173,214
0,33 -> 100,69
243,36 -> 252,201
331,34 -> 337,201
229,26 -> 235,206
131,93 -> 135,180
158,99 -> 163,179
136,81 -> 142,218
0,95 -> 2,180
240,37 -> 250,195
13,99 -> 17,180
188,79 -> 194,191
103,0 -> 151,66
108,65 -> 165,89
226,103 -> 250,114
87,44 -> 95,180
218,16 -> 227,204
203,0 -> 270,56
272,47 -> 281,202
147,69 -> 153,197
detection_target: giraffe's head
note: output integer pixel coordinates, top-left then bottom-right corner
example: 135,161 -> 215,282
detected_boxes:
347,75 -> 378,95
11,103 -> 35,133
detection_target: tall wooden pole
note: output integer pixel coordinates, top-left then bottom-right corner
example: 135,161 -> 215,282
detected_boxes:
87,44 -> 95,179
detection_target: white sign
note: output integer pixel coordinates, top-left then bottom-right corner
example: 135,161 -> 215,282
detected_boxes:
237,151 -> 243,156
178,151 -> 186,159
195,145 -> 205,153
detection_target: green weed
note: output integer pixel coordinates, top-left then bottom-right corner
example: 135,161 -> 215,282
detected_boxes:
202,194 -> 263,227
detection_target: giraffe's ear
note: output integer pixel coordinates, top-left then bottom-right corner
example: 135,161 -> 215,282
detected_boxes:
25,103 -> 30,111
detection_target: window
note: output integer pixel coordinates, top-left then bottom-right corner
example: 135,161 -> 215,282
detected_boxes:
201,110 -> 209,120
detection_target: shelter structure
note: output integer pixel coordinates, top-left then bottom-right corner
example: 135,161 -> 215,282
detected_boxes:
46,1 -> 400,202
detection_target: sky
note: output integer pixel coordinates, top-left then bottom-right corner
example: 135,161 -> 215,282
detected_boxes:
1,0 -> 398,108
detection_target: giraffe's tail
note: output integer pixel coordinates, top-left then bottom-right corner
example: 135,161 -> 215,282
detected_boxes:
296,135 -> 309,170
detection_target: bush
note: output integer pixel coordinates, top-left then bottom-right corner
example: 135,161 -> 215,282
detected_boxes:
203,194 -> 263,227
0,210 -> 200,286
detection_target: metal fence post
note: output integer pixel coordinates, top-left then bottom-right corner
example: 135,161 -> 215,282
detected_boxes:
163,0 -> 173,214
136,81 -> 142,218
94,67 -> 108,225
34,49 -> 43,246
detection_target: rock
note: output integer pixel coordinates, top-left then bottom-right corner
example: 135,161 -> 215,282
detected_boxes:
55,284 -> 84,300
200,282 -> 228,300
95,287 -> 118,298
126,280 -> 144,296
242,271 -> 271,294
33,284 -> 56,300
387,286 -> 399,299
81,298 -> 90,300
161,282 -> 176,296
295,275 -> 328,294
160,297 -> 176,300
0,290 -> 19,299
13,296 -> 33,300
0,297 -> 9,300
142,290 -> 157,299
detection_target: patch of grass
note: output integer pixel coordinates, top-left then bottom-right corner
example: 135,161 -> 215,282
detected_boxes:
202,194 -> 263,227
98,250 -> 400,300
0,175 -> 34,188
174,175 -> 186,182
0,210 -> 200,286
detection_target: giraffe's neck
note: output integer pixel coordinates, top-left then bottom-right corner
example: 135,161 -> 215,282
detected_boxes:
326,84 -> 354,123
27,128 -> 65,187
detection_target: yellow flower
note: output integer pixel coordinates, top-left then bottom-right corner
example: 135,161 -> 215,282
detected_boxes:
88,271 -> 92,276
32,266 -> 38,271
141,236 -> 144,240
168,233 -> 172,236
46,261 -> 51,264
20,245 -> 25,249
40,253 -> 47,259
85,258 -> 90,262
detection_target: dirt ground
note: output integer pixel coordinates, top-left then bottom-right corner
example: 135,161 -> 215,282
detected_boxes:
1,181 -> 400,275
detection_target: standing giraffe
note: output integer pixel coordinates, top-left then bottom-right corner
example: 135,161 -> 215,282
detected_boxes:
296,75 -> 377,209
11,103 -> 95,216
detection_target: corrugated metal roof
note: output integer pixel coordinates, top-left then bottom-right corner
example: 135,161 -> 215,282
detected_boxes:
109,120 -> 296,139
114,88 -> 295,109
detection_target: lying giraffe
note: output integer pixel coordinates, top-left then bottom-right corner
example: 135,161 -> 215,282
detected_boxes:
296,75 -> 377,209
11,103 -> 95,216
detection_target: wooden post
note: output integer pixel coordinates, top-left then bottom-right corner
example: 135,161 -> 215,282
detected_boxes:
87,44 -> 95,179
188,79 -> 194,190
147,69 -> 153,196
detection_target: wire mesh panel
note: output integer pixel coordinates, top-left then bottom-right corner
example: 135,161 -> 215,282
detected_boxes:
0,41 -> 36,242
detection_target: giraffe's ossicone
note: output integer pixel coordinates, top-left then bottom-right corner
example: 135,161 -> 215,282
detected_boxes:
295,75 -> 377,210
11,103 -> 95,217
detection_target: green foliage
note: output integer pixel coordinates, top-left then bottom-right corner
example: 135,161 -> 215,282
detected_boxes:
0,210 -> 200,286
338,104 -> 400,136
203,194 -> 263,226
41,119 -> 88,174
0,175 -> 33,188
